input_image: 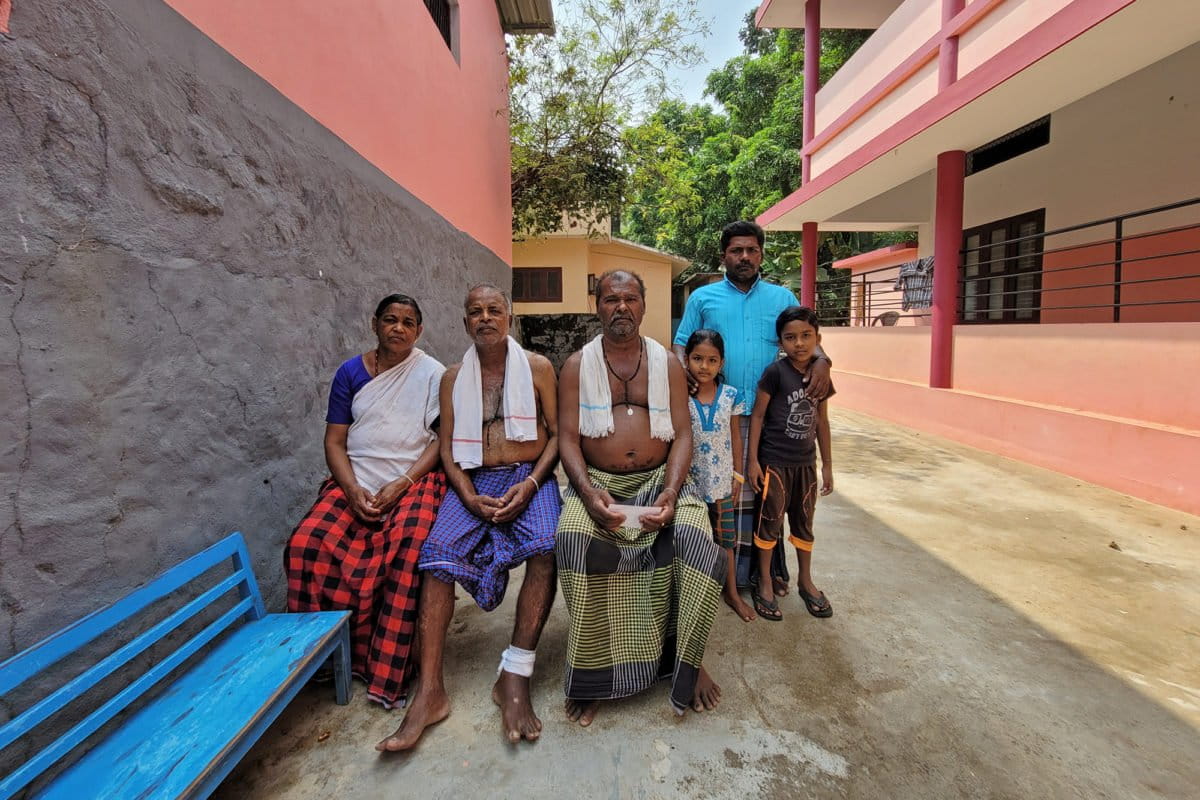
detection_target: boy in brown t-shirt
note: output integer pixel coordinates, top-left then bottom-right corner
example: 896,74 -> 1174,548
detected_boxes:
747,306 -> 834,621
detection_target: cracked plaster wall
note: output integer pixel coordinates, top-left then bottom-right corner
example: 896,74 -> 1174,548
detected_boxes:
0,0 -> 509,660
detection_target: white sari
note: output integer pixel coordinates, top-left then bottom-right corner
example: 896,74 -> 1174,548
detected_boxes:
346,348 -> 445,495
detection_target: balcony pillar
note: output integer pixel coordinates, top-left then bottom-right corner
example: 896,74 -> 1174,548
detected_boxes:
801,0 -> 821,184
802,221 -> 818,309
930,150 -> 965,389
938,0 -> 965,89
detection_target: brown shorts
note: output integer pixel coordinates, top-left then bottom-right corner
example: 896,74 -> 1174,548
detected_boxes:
754,464 -> 817,552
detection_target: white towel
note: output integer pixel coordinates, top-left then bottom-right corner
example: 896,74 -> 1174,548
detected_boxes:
579,335 -> 674,442
451,336 -> 538,469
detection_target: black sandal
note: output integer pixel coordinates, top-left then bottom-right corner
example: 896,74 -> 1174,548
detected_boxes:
751,589 -> 783,621
797,587 -> 833,618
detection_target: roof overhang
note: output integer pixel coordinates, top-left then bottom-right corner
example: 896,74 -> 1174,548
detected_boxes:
832,243 -> 918,274
606,237 -> 692,279
756,0 -> 905,30
759,0 -> 1200,231
496,0 -> 555,35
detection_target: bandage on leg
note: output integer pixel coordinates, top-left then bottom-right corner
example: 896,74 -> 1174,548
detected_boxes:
497,645 -> 536,677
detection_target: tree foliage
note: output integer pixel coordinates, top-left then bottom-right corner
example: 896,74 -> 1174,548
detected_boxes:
621,15 -> 913,322
510,6 -> 914,322
508,0 -> 707,237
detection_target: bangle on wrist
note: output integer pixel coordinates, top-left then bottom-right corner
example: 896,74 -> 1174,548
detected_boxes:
399,474 -> 414,487
526,475 -> 539,491
662,487 -> 678,499
732,471 -> 745,483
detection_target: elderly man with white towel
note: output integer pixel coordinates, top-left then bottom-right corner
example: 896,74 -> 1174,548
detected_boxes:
378,284 -> 561,752
555,270 -> 725,728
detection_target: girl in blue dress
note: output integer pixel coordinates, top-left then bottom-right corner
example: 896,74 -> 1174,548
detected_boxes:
684,330 -> 754,622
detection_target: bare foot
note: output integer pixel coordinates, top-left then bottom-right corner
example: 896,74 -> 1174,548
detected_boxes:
692,667 -> 721,712
722,587 -> 756,622
565,698 -> 599,727
772,576 -> 789,597
492,671 -> 543,743
375,685 -> 450,752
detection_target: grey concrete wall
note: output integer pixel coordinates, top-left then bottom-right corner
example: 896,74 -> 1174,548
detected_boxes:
0,0 -> 509,660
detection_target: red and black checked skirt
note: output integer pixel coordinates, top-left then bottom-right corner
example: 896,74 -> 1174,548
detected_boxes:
285,472 -> 446,708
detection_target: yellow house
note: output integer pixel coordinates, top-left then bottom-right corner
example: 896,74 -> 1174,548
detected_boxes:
511,227 -> 690,347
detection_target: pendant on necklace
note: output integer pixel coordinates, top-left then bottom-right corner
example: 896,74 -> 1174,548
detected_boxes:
627,406 -> 634,416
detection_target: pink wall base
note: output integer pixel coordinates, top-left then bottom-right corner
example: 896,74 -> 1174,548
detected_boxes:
832,371 -> 1200,517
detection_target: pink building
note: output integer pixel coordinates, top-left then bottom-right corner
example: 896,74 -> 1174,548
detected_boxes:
756,0 -> 1200,514
162,0 -> 556,263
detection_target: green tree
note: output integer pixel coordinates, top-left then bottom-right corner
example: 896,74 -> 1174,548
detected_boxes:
622,14 -> 911,324
508,0 -> 708,237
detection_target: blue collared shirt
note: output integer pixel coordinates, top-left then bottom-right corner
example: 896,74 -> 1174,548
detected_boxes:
673,276 -> 798,407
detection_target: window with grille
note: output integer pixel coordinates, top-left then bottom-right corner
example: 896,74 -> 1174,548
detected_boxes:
424,0 -> 454,51
513,268 -> 563,303
961,210 -> 1045,323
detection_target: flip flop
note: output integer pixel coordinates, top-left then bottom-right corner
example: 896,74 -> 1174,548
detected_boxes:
751,589 -> 783,621
797,587 -> 833,618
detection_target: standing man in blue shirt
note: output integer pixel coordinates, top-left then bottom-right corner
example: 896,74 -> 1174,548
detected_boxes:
673,220 -> 831,604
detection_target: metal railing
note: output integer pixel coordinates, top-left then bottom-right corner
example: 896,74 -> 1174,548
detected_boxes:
813,197 -> 1200,326
958,197 -> 1200,323
815,260 -> 930,327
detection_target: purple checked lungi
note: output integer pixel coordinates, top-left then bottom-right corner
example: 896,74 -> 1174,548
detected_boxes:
419,462 -> 562,611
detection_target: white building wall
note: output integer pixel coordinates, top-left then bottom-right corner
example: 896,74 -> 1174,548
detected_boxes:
960,42 -> 1200,240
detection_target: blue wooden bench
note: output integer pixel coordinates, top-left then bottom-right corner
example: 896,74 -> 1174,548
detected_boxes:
0,532 -> 351,799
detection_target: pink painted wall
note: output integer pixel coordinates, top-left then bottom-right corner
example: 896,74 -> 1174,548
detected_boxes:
1041,242 -> 1115,323
956,0 -> 1075,78
831,371 -> 1200,516
163,0 -> 514,262
1121,226 -> 1200,323
814,0 -> 941,131
1039,227 -> 1200,324
825,328 -> 932,384
821,321 -> 1200,514
825,322 -> 1200,430
951,323 -> 1200,430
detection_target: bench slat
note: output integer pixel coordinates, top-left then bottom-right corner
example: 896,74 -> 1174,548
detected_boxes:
33,612 -> 348,800
0,572 -> 246,753
0,597 -> 254,799
0,534 -> 253,695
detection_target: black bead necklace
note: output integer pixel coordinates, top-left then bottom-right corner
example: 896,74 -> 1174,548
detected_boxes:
602,339 -> 644,415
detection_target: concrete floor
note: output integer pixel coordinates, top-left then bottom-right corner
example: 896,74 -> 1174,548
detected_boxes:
215,409 -> 1200,800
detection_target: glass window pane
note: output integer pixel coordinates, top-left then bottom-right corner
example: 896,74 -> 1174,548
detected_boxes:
963,280 -> 979,321
988,239 -> 1007,274
964,235 -> 980,277
1015,272 -> 1038,319
1016,220 -> 1041,271
964,235 -> 981,274
987,277 -> 1006,319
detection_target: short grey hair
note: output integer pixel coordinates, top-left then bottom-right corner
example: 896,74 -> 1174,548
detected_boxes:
593,269 -> 646,301
464,282 -> 513,312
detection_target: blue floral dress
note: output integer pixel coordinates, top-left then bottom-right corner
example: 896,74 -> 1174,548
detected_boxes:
687,383 -> 746,504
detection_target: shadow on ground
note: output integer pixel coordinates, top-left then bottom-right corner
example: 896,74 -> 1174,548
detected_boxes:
215,410 -> 1200,800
